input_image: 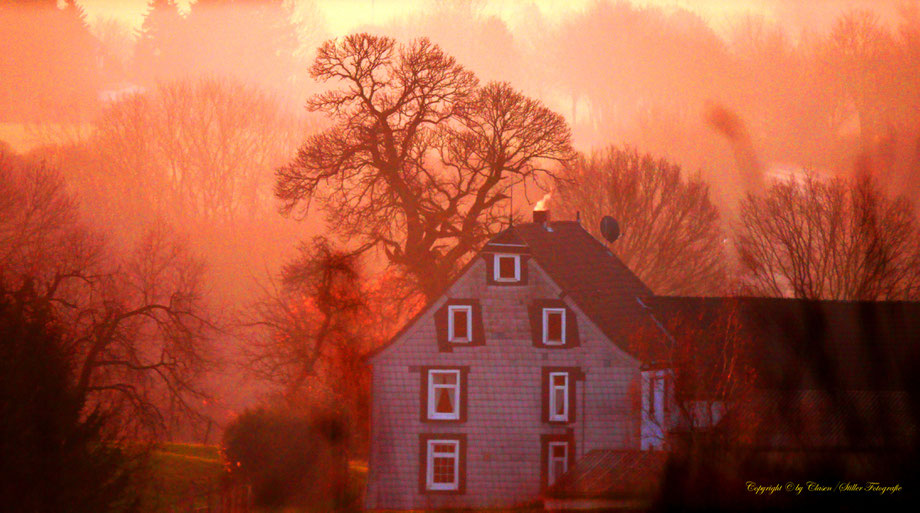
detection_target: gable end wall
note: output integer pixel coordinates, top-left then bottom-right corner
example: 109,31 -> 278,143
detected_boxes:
366,257 -> 642,510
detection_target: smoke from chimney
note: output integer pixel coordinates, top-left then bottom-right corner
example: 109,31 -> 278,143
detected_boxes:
533,193 -> 551,225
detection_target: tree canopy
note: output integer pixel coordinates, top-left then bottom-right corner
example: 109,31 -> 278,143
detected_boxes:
736,172 -> 920,300
276,33 -> 574,300
555,147 -> 726,296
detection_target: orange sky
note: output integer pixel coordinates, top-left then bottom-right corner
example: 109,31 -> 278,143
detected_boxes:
76,0 -> 770,35
77,0 -> 904,41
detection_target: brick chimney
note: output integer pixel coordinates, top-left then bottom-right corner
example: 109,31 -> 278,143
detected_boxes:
533,209 -> 549,225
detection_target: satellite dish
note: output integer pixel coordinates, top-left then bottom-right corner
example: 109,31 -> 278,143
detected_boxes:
600,216 -> 620,243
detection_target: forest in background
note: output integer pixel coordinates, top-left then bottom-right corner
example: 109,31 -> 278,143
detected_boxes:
1,0 -> 919,450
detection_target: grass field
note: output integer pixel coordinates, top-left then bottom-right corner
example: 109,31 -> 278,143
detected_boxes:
143,443 -> 225,512
144,445 -> 540,512
144,443 -> 370,513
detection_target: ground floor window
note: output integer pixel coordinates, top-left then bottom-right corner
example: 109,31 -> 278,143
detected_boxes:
547,441 -> 569,485
420,434 -> 466,494
541,434 -> 574,490
427,440 -> 459,490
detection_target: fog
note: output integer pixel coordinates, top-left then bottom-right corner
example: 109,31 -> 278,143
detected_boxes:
2,0 -> 918,431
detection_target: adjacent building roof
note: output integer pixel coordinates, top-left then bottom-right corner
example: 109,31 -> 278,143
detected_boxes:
544,450 -> 669,500
646,296 -> 920,391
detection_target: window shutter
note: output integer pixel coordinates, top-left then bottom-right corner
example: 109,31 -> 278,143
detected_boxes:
471,301 -> 485,345
482,254 -> 529,285
435,299 -> 485,351
530,299 -> 579,348
433,304 -> 450,352
528,303 -> 543,347
419,366 -> 469,423
564,306 -> 580,347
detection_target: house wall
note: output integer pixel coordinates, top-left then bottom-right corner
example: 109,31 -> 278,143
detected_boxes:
365,257 -> 642,510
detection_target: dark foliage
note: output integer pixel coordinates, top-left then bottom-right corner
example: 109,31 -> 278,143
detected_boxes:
222,405 -> 350,510
0,282 -> 140,513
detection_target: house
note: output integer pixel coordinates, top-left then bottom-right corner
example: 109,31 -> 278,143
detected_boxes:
364,210 -> 675,510
364,210 -> 920,511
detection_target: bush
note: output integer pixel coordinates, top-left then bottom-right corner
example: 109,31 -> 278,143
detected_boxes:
222,405 -> 350,510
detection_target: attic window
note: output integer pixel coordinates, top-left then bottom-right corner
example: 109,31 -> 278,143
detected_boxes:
494,254 -> 520,282
542,308 -> 566,345
447,305 -> 472,343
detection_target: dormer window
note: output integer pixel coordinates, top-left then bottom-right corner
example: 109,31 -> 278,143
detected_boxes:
493,254 -> 520,282
542,308 -> 566,345
447,305 -> 472,343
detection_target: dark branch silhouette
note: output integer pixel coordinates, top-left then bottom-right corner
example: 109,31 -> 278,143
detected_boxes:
275,33 -> 574,300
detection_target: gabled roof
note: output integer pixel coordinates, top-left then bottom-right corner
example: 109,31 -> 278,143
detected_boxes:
544,450 -> 669,500
646,296 -> 920,391
366,220 -> 664,362
508,221 -> 663,359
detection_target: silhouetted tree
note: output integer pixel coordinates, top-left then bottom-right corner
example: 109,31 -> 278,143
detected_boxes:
736,172 -> 920,300
134,0 -> 308,97
244,237 -> 374,444
1,151 -> 217,436
0,279 -> 140,513
627,299 -> 758,448
91,77 -> 303,226
134,0 -> 187,85
276,34 -> 574,300
222,405 -> 350,510
555,147 -> 726,296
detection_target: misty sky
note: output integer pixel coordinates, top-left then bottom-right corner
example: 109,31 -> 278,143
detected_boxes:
78,0 -> 905,37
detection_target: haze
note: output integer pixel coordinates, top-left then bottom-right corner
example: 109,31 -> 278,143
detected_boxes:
2,0 -> 918,426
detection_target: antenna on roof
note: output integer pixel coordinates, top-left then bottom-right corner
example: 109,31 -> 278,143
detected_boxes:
600,216 -> 620,243
508,178 -> 514,227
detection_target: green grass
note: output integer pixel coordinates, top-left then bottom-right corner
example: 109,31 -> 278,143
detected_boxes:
156,442 -> 222,461
142,443 -> 225,513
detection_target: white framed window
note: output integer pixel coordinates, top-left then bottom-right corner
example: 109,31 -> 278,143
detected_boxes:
548,372 -> 569,422
427,370 -> 461,420
547,441 -> 569,485
447,305 -> 472,343
542,308 -> 566,345
493,254 -> 521,282
426,439 -> 460,491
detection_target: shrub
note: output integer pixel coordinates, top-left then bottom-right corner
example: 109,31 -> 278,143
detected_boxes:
221,405 -> 349,510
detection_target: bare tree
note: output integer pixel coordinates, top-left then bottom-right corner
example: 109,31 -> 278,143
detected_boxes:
736,172 -> 920,300
243,237 -> 382,443
0,152 -> 216,436
627,298 -> 759,449
91,77 -> 304,227
275,34 -> 574,301
245,238 -> 365,396
555,146 -> 727,296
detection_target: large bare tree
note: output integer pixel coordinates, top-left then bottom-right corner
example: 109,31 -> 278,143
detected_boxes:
555,146 -> 727,296
275,34 -> 574,300
735,172 -> 920,300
